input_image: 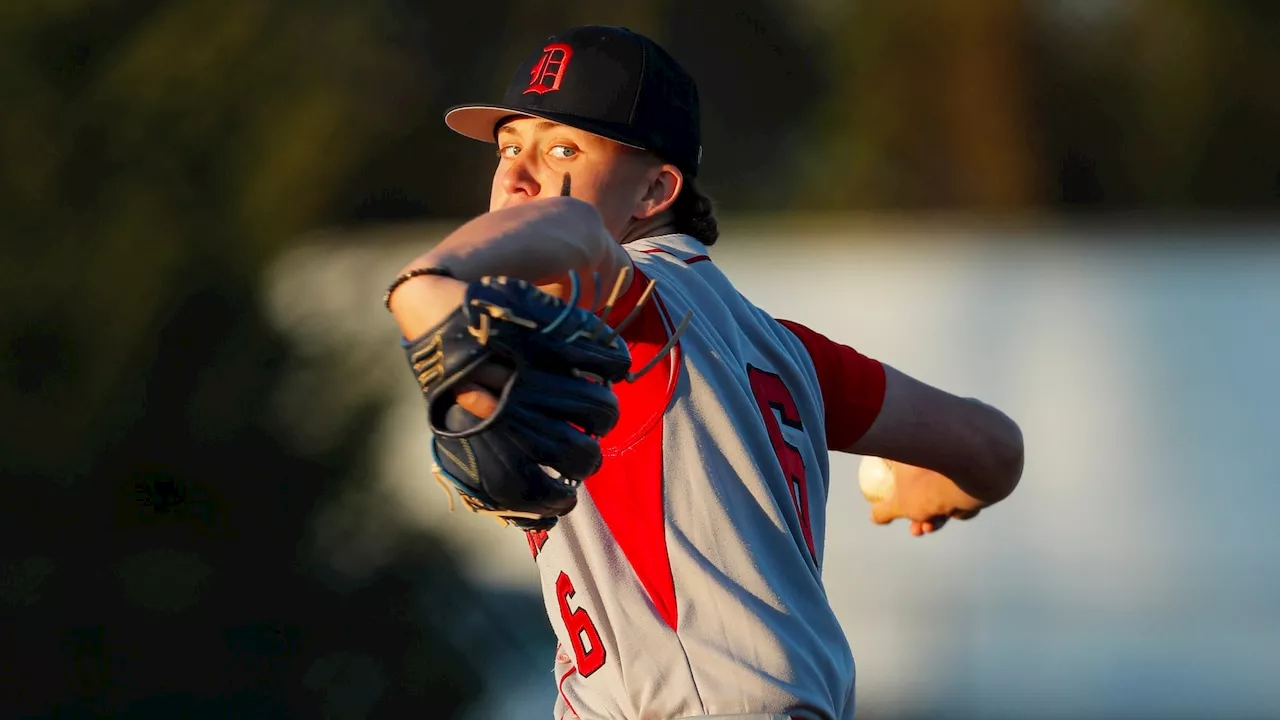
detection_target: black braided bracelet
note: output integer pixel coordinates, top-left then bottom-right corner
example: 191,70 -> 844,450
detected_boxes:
384,266 -> 456,310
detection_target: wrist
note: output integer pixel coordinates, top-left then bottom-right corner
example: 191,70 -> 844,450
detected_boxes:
387,271 -> 468,340
384,266 -> 456,310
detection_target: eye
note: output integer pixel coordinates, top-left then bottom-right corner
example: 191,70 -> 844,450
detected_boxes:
548,145 -> 578,159
497,144 -> 520,159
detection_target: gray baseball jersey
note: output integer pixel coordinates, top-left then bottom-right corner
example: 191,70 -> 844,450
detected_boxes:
526,234 -> 887,720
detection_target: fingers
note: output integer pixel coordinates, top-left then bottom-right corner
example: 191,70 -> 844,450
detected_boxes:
909,516 -> 946,536
872,503 -> 980,535
456,385 -> 499,419
909,509 -> 991,536
453,361 -> 514,419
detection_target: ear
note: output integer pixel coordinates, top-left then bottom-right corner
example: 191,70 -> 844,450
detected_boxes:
632,164 -> 684,220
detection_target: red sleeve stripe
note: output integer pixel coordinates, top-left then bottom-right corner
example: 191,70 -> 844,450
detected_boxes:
640,248 -> 710,265
777,319 -> 886,451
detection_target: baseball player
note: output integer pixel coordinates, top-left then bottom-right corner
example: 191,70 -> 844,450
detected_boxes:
386,25 -> 1024,720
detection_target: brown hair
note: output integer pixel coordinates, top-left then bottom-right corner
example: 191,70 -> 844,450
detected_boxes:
669,176 -> 719,246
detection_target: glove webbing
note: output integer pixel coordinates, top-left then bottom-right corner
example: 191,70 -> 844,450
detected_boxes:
556,170 -> 691,381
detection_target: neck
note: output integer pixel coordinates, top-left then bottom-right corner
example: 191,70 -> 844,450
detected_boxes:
618,212 -> 678,244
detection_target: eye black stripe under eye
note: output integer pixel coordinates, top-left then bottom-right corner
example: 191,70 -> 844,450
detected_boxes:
560,173 -> 571,197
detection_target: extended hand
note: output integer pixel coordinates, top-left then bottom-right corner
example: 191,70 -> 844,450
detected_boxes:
868,460 -> 986,536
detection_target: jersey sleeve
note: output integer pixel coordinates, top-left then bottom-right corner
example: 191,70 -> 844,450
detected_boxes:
777,319 -> 887,451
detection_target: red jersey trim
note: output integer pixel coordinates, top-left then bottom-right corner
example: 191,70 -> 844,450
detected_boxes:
586,262 -> 682,631
598,264 -> 682,453
777,319 -> 886,450
557,664 -> 579,720
640,246 -> 710,265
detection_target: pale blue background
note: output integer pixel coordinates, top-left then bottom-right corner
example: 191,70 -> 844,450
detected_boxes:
268,220 -> 1280,719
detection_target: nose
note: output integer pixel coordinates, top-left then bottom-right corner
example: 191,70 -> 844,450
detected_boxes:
501,153 -> 541,199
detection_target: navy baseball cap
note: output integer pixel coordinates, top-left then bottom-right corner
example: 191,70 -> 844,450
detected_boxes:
444,25 -> 702,177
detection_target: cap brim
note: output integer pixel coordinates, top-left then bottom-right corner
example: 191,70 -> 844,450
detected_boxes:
444,104 -> 647,152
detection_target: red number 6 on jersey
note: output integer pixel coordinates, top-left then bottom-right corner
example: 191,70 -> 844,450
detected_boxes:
747,365 -> 817,563
556,571 -> 606,676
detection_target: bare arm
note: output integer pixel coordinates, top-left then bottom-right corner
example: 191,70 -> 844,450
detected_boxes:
848,364 -> 1024,505
387,198 -> 632,340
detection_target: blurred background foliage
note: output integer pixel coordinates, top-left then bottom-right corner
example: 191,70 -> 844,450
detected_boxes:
1,0 -> 1276,717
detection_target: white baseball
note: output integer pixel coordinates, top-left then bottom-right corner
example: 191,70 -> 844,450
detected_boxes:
858,456 -> 896,502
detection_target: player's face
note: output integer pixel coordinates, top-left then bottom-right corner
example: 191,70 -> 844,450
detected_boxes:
490,117 -> 665,240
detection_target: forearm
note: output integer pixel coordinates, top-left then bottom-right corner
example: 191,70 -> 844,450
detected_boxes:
849,365 -> 1025,505
944,401 -> 1024,504
405,198 -> 626,293
387,198 -> 630,340
880,398 -> 1024,505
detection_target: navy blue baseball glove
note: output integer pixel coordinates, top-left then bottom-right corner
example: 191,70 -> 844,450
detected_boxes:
402,271 -> 675,530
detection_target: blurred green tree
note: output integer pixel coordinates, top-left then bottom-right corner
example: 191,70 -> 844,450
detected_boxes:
0,2 -> 540,716
794,0 -> 1280,215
